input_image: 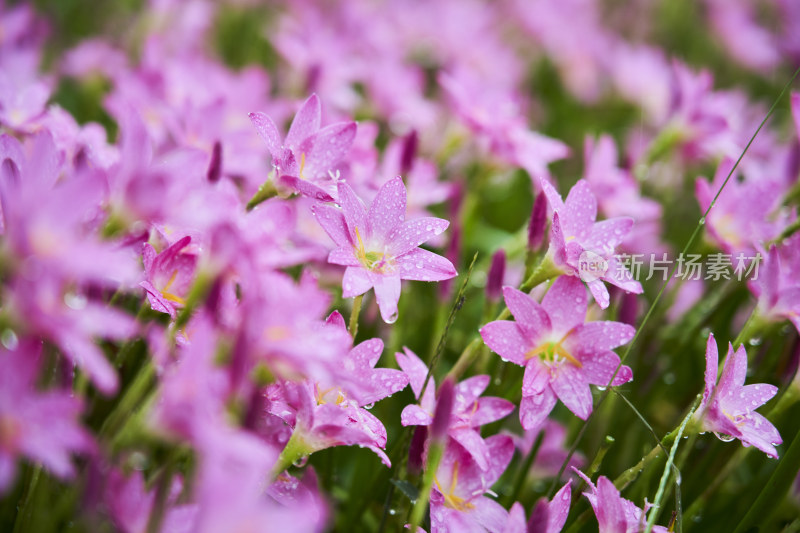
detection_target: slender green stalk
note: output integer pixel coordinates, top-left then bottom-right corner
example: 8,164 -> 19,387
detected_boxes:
408,441 -> 445,532
349,294 -> 363,338
246,174 -> 279,211
503,431 -> 545,506
12,465 -> 42,533
644,396 -> 699,532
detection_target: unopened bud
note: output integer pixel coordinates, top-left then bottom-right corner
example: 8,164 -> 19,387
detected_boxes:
206,141 -> 223,183
486,250 -> 506,302
400,130 -> 418,175
528,190 -> 547,251
430,377 -> 455,445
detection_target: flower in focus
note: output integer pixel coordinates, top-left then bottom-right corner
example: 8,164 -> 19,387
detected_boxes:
695,333 -> 782,458
249,93 -> 357,201
480,278 -> 635,429
540,178 -> 642,309
313,176 -> 456,323
429,434 -> 515,533
573,468 -> 668,533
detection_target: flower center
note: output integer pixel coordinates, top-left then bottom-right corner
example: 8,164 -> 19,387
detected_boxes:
525,339 -> 582,368
435,462 -> 475,512
315,383 -> 347,406
160,270 -> 186,305
354,227 -> 394,274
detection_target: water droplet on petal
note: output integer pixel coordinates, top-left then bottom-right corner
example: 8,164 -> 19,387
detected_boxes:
364,402 -> 375,410
713,432 -> 735,442
386,311 -> 399,324
293,456 -> 309,467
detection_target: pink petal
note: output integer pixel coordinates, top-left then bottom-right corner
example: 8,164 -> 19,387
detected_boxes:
762,245 -> 780,307
337,181 -> 369,242
580,350 -> 633,387
451,428 -> 490,470
387,217 -> 450,257
735,383 -> 778,411
279,175 -> 335,202
583,217 -> 633,255
547,481 -> 572,533
548,212 -> 568,268
313,204 -> 352,248
342,267 -> 373,298
471,497 -> 510,533
395,347 -> 432,399
520,390 -> 557,430
329,247 -> 360,266
703,333 -> 719,408
718,343 -> 748,395
285,93 -> 321,149
483,434 -> 516,486
396,248 -> 457,282
595,476 -> 627,532
368,176 -> 406,240
541,276 -> 587,336
358,368 -> 409,406
325,310 -> 346,330
502,286 -> 552,341
401,404 -> 433,426
523,359 -> 551,396
738,412 -> 781,458
349,338 -> 384,369
455,375 -> 490,408
568,322 -> 635,355
372,274 -> 401,323
480,321 -> 531,366
299,121 -> 357,179
248,111 -> 282,158
562,180 -> 597,238
550,364 -> 592,420
540,178 -> 565,213
471,397 -> 515,427
504,502 -> 527,533
587,278 -> 610,309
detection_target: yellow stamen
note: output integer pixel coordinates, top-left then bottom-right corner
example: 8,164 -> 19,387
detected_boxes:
299,152 -> 307,180
160,270 -> 186,305
526,339 -> 583,368
354,226 -> 367,262
434,462 -> 475,511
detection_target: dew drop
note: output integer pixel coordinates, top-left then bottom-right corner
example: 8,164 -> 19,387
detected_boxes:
364,402 -> 375,410
426,225 -> 432,231
389,509 -> 397,516
293,456 -> 309,467
1,329 -> 19,351
699,217 -> 706,225
386,311 -> 399,324
596,386 -> 607,391
713,432 -> 735,442
748,337 -> 762,346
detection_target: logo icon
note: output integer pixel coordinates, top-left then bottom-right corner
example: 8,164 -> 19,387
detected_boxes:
578,250 -> 608,282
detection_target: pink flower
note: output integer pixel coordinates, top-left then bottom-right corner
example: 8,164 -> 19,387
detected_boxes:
0,340 -> 94,492
396,347 -> 514,470
480,277 -> 635,429
140,235 -> 198,320
696,333 -> 782,458
528,481 -> 572,533
313,176 -> 456,323
249,93 -> 357,201
750,239 -> 800,334
505,420 -> 584,479
573,468 -> 668,533
540,178 -> 642,309
429,435 -> 515,533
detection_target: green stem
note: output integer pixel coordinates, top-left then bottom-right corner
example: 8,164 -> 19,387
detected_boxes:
12,465 -> 41,533
100,361 -> 156,439
349,294 -> 363,339
519,254 -> 562,293
408,440 -> 445,532
644,396 -> 700,533
246,175 -> 279,211
271,430 -> 311,480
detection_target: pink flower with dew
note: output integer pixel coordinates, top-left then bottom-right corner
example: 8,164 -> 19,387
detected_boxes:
540,178 -> 642,309
695,333 -> 782,458
695,158 -> 789,255
140,235 -> 198,320
249,93 -> 357,201
0,340 -> 94,492
429,434 -> 515,533
396,347 -> 514,470
313,176 -> 456,323
750,239 -> 800,334
528,480 -> 572,533
573,468 -> 668,533
481,277 -> 635,430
